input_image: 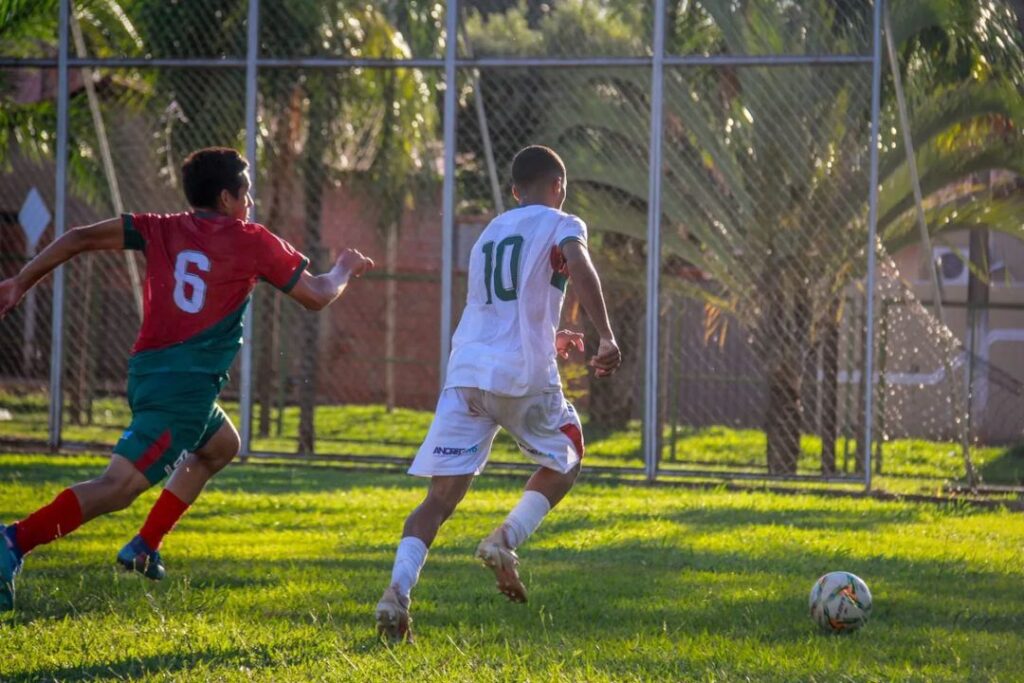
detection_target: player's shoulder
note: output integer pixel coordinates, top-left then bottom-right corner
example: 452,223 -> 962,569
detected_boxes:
534,206 -> 586,227
239,220 -> 269,236
131,210 -> 191,225
496,205 -> 580,224
553,210 -> 587,236
126,210 -> 198,241
558,210 -> 585,226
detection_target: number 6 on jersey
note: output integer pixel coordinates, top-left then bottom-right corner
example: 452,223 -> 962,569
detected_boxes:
173,250 -> 210,314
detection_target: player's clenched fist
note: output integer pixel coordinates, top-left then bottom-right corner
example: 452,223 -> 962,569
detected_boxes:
589,337 -> 621,377
337,248 -> 374,278
0,278 -> 26,319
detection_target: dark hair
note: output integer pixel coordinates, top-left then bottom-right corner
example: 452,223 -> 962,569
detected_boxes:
511,145 -> 566,188
181,147 -> 249,209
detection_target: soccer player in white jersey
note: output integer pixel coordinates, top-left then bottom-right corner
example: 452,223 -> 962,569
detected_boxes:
375,145 -> 622,641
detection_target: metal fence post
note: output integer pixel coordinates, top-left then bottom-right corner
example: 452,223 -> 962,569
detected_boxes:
643,0 -> 666,482
439,0 -> 458,382
862,0 -> 884,491
48,0 -> 71,449
239,0 -> 260,456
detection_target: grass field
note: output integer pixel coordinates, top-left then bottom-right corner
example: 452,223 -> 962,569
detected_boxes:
3,391 -> 1022,495
1,453 -> 1023,681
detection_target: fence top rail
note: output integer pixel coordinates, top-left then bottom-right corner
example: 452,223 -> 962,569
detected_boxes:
0,54 -> 874,70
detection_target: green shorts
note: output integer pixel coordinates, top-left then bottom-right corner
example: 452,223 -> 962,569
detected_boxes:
112,372 -> 229,484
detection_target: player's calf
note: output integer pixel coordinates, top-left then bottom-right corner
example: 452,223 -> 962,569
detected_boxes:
73,456 -> 151,520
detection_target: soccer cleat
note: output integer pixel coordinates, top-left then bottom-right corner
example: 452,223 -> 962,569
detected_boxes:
0,524 -> 23,611
375,584 -> 413,643
475,527 -> 527,603
116,535 -> 166,581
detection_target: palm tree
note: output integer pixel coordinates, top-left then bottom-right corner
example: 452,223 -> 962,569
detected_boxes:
355,3 -> 440,413
466,0 -> 1024,473
253,3 -> 438,452
1,0 -> 145,426
2,0 -> 438,452
139,0 -> 440,453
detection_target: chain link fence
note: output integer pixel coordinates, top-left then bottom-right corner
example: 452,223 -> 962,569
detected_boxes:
2,0 -> 1022,491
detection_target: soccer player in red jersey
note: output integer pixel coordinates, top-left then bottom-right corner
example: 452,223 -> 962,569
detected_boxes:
0,147 -> 373,610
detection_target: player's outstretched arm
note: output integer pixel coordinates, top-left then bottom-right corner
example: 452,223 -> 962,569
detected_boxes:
287,248 -> 374,311
561,240 -> 622,377
0,217 -> 124,319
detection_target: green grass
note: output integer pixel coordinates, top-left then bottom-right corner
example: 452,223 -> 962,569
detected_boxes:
1,453 -> 1023,681
1,390 -> 1020,494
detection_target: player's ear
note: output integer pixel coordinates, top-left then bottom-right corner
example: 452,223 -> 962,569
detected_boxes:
511,184 -> 521,202
551,175 -> 564,199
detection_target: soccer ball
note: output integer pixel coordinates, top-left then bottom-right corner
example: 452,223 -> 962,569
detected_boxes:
809,571 -> 872,633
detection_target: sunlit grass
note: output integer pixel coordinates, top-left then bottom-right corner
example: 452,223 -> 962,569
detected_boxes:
1,390 -> 1019,495
1,453 -> 1022,681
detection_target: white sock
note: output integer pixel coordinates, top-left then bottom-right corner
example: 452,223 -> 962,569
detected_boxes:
390,536 -> 429,599
500,490 -> 552,549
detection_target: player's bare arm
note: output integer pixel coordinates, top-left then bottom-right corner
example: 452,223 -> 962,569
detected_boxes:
287,247 -> 375,311
0,217 -> 124,318
561,240 -> 621,376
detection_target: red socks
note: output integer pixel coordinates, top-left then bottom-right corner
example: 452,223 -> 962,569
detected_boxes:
11,488 -> 84,557
9,487 -> 189,559
138,490 -> 190,551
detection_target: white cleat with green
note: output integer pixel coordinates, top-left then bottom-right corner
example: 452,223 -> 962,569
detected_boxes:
475,527 -> 528,603
375,584 -> 413,643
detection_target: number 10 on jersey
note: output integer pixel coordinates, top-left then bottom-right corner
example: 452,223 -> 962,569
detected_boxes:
482,236 -> 523,304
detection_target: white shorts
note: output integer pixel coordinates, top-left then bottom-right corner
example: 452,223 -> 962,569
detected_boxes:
408,387 -> 585,477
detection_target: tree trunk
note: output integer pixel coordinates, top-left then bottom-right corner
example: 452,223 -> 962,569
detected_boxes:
256,289 -> 277,439
259,88 -> 303,439
297,89 -> 330,456
764,269 -> 808,475
297,219 -> 324,453
588,288 -> 641,432
69,255 -> 98,426
852,299 -> 868,474
819,298 -> 840,475
384,219 -> 399,412
963,222 -> 989,486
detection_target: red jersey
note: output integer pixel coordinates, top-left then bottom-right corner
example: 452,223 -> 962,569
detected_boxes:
123,211 -> 307,376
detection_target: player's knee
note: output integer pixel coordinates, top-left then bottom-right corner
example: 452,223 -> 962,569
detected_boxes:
211,432 -> 240,468
198,426 -> 241,470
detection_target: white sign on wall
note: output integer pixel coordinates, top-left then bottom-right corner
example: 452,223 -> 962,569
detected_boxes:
19,187 -> 51,254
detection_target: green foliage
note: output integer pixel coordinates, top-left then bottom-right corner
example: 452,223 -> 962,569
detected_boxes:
463,2 -> 543,56
0,0 -> 59,57
2,454 -> 1024,680
0,0 -> 150,206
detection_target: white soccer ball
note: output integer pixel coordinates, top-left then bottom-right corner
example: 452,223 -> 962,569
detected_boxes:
809,571 -> 872,633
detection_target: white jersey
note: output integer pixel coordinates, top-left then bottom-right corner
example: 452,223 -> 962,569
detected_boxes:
445,204 -> 587,397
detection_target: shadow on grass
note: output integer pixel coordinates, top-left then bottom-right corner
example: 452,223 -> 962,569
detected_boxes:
5,645 -> 281,682
0,455 -> 565,500
11,530 -> 1021,647
977,443 -> 1024,486
4,454 -> 1022,678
